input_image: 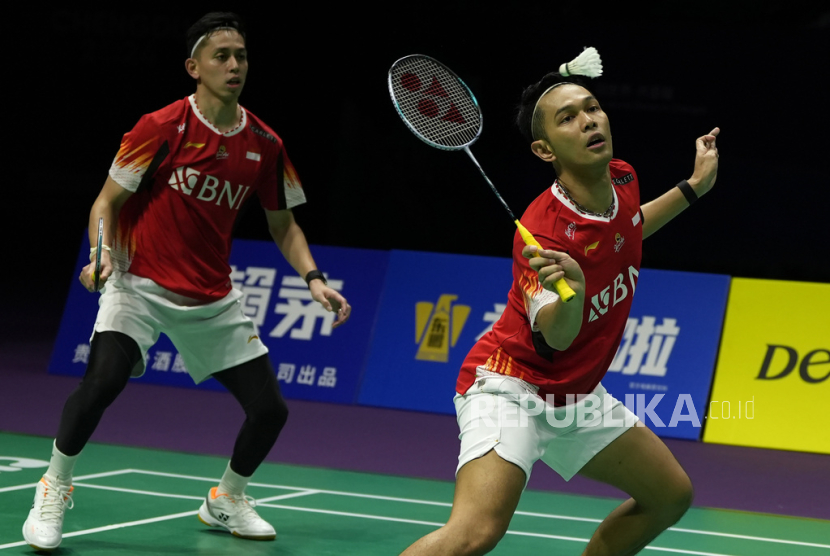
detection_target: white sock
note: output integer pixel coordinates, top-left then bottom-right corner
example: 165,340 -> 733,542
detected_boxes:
45,440 -> 79,486
217,462 -> 250,496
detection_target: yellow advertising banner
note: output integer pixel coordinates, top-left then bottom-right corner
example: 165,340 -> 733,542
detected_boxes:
703,278 -> 830,454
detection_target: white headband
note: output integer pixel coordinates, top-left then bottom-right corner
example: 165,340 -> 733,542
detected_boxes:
529,47 -> 604,139
190,27 -> 237,59
530,82 -> 572,135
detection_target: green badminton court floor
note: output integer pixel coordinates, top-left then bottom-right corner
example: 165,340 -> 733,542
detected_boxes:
1,431 -> 827,555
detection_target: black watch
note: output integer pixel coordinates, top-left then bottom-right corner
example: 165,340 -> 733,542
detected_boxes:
304,270 -> 327,287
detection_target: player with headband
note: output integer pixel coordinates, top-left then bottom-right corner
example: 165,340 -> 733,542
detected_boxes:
399,48 -> 720,555
21,11 -> 351,551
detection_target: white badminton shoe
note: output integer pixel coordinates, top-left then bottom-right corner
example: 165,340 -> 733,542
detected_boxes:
198,487 -> 276,540
22,476 -> 74,551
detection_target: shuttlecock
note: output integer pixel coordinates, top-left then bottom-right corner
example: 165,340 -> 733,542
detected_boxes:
559,47 -> 603,78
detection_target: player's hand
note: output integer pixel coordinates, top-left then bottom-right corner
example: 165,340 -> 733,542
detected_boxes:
522,245 -> 585,296
688,127 -> 720,196
309,281 -> 351,328
79,250 -> 114,293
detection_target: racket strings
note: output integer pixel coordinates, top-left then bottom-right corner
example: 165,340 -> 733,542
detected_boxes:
390,57 -> 481,149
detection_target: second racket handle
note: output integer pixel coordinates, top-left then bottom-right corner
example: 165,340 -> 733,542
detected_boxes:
515,221 -> 577,303
94,217 -> 104,293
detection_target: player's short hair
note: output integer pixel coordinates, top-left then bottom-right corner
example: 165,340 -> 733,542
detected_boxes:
186,12 -> 247,59
515,73 -> 593,144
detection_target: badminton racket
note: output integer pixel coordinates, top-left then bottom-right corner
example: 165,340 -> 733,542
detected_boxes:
94,217 -> 103,292
388,55 -> 576,302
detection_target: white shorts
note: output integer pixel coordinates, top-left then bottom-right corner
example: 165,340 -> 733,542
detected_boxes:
454,371 -> 638,486
93,272 -> 269,383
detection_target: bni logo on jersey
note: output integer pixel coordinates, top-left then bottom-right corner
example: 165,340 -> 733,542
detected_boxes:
607,316 -> 680,376
415,295 -> 470,362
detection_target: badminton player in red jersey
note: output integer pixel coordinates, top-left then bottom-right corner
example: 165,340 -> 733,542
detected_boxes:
400,70 -> 719,554
22,12 -> 350,551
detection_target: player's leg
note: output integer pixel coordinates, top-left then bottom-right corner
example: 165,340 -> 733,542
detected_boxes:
577,424 -> 693,556
400,374 -> 545,555
55,331 -> 141,455
196,354 -> 288,541
162,284 -> 280,539
399,450 -> 525,556
23,331 -> 141,551
212,354 -> 289,478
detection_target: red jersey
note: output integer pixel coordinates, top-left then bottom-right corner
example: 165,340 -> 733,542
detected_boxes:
108,95 -> 306,301
457,159 -> 643,405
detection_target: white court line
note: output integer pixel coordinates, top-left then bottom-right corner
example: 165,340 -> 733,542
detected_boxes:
126,468 -> 310,488
257,503 -> 735,556
0,490 -> 318,550
508,529 -> 736,556
0,509 -> 200,550
0,469 -> 133,493
74,482 -> 205,501
64,482 -> 320,505
5,469 -> 826,551
669,526 -> 830,548
127,468 -> 830,549
515,511 -> 830,549
300,496 -> 830,549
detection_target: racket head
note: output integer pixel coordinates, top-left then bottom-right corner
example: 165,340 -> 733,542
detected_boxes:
94,217 -> 103,292
388,54 -> 483,151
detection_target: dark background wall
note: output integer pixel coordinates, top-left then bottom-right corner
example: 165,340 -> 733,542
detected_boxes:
9,3 -> 829,337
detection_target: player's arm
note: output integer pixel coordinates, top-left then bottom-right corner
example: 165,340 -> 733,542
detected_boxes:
641,127 -> 720,239
265,209 -> 351,328
79,176 -> 133,292
522,246 -> 586,350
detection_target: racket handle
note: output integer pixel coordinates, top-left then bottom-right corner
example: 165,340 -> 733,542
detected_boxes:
94,217 -> 103,293
514,220 -> 576,303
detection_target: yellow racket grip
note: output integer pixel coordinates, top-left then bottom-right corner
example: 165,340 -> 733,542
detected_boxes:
514,220 -> 576,303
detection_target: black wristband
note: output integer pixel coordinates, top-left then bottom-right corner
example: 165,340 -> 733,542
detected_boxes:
677,179 -> 698,206
304,270 -> 327,287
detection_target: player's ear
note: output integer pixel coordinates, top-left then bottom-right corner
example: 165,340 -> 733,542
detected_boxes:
531,139 -> 556,163
185,58 -> 199,80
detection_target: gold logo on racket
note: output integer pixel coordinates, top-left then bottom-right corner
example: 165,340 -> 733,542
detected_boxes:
415,295 -> 470,363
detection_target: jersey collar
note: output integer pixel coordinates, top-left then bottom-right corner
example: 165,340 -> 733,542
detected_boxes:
188,94 -> 247,137
549,181 -> 620,222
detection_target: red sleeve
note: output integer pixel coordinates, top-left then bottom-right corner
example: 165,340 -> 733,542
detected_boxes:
256,142 -> 306,211
108,114 -> 168,192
